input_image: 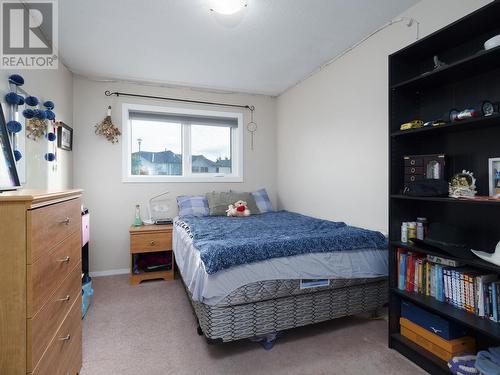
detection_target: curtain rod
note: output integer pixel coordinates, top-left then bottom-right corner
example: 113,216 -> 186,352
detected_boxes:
104,90 -> 255,111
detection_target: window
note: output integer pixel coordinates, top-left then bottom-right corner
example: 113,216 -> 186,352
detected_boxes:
122,104 -> 243,182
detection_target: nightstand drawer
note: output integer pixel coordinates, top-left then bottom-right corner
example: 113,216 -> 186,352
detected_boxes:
130,232 -> 172,253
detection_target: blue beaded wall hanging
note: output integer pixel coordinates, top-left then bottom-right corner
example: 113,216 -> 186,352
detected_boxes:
4,74 -> 58,173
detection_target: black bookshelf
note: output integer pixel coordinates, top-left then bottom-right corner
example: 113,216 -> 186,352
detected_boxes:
388,2 -> 500,373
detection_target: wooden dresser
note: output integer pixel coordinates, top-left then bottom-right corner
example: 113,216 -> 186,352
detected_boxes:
0,189 -> 83,375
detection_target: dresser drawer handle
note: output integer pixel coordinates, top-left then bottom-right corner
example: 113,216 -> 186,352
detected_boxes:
56,295 -> 71,302
58,334 -> 71,341
57,256 -> 71,263
411,167 -> 416,173
61,217 -> 71,225
150,240 -> 156,246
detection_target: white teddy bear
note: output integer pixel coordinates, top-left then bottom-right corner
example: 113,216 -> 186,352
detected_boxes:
226,200 -> 250,217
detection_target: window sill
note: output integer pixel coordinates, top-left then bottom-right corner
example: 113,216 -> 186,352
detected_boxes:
122,175 -> 243,183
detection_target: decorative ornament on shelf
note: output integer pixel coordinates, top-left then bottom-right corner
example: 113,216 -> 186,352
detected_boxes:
95,106 -> 121,143
449,170 -> 477,198
433,55 -> 446,70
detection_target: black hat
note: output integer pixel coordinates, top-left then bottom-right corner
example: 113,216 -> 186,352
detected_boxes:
413,223 -> 476,259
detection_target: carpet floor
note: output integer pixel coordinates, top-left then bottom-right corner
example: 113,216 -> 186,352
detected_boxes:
80,275 -> 427,375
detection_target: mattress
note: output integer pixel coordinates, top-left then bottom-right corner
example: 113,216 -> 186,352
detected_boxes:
173,217 -> 388,305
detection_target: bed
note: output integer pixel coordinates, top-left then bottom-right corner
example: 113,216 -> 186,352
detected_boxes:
173,211 -> 388,343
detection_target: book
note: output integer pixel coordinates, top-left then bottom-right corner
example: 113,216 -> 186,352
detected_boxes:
478,275 -> 498,317
399,252 -> 407,291
396,250 -> 500,323
427,254 -> 463,268
444,268 -> 450,304
493,282 -> 499,322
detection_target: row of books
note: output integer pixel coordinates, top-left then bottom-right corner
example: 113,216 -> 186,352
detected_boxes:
397,248 -> 499,321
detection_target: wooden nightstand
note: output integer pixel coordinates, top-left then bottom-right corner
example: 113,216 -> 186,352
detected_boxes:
129,224 -> 175,285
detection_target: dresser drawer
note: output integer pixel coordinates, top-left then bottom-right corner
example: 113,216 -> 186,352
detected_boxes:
32,295 -> 82,375
28,231 -> 81,317
28,262 -> 81,372
29,198 -> 81,263
130,231 -> 172,253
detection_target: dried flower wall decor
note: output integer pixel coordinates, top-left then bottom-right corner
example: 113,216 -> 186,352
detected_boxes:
95,106 -> 121,143
26,118 -> 47,140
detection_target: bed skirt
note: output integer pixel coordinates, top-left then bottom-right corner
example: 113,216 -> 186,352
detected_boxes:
185,277 -> 388,343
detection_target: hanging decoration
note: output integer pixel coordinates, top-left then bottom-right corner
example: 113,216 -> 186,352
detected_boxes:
5,74 -> 57,162
4,74 -> 25,162
4,73 -> 59,173
95,106 -> 121,143
24,97 -> 56,141
45,122 -> 57,166
246,106 -> 257,151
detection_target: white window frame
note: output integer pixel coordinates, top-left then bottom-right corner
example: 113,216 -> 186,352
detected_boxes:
122,103 -> 243,183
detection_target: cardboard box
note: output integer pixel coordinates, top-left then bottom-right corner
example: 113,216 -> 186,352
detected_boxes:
400,318 -> 475,361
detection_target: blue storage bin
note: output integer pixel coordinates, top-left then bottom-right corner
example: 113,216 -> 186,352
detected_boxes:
82,278 -> 94,318
401,300 -> 468,340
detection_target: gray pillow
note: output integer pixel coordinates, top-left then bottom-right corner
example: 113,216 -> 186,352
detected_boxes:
206,191 -> 260,216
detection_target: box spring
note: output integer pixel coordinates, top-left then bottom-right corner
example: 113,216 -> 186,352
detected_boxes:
182,276 -> 388,343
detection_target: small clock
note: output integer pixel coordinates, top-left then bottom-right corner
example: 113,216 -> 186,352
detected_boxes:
482,100 -> 495,117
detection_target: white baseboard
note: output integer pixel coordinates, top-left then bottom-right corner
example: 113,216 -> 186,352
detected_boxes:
89,268 -> 129,277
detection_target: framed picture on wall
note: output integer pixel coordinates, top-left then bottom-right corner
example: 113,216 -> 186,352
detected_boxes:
57,122 -> 73,151
488,157 -> 500,197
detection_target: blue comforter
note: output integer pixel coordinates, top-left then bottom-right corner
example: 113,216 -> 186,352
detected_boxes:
180,211 -> 387,275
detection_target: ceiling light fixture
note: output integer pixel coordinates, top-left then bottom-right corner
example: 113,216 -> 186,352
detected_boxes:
210,0 -> 248,15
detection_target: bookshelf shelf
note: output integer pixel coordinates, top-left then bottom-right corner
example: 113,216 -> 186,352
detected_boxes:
390,114 -> 500,138
388,2 -> 500,373
391,46 -> 500,91
391,242 -> 500,274
390,195 -> 500,206
393,288 -> 500,340
389,334 -> 449,375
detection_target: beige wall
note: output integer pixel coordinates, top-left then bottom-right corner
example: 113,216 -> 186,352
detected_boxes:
0,65 -> 74,190
276,0 -> 492,233
73,77 -> 277,274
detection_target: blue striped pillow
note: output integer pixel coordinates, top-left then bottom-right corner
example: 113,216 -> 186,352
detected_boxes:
251,188 -> 273,213
177,195 -> 209,217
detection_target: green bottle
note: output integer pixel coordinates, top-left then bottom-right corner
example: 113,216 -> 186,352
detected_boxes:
134,204 -> 142,226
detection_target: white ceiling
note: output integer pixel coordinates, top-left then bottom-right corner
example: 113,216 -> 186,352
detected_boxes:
59,0 -> 418,96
